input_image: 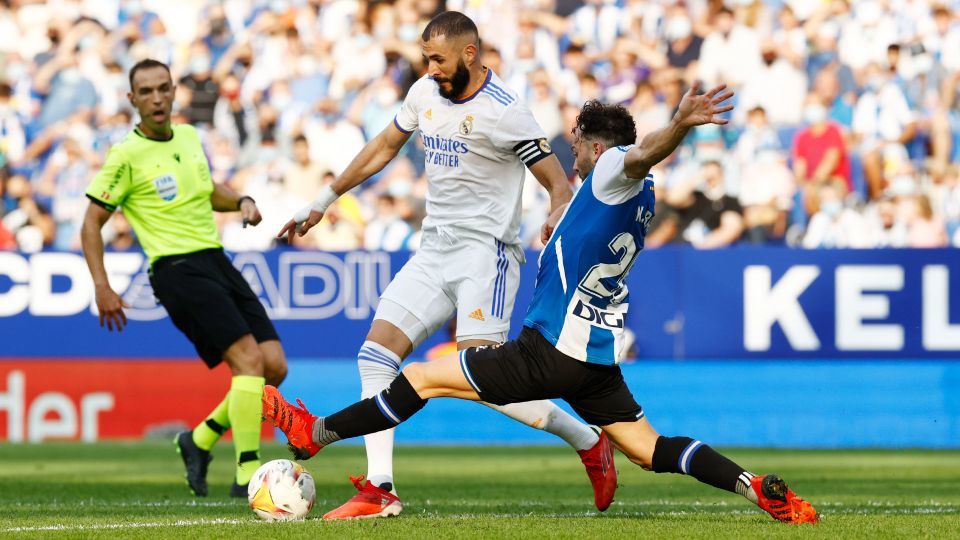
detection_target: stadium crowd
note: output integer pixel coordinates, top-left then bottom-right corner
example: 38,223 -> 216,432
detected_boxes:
0,0 -> 959,253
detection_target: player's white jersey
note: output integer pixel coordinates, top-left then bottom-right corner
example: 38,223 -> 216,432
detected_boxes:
524,146 -> 655,365
393,70 -> 550,245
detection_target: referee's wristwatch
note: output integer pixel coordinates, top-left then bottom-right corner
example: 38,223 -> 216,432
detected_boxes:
237,195 -> 255,210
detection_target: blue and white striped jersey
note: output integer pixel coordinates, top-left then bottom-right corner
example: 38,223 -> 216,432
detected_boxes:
523,145 -> 655,365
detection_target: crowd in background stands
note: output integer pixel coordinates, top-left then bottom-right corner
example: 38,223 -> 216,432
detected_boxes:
1,0 -> 960,254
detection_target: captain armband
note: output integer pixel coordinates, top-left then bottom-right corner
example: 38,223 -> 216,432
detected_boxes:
513,138 -> 554,168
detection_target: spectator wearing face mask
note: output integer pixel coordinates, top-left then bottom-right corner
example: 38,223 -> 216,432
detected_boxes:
863,196 -> 908,248
735,40 -> 807,126
772,5 -> 806,68
32,44 -> 98,133
203,4 -> 234,66
364,194 -> 415,252
698,7 -> 762,88
630,81 -> 671,142
302,98 -> 366,176
346,77 -> 403,141
792,97 -> 852,213
812,67 -> 856,130
660,160 -> 745,249
663,6 -> 702,74
802,183 -> 869,248
179,45 -> 219,126
1,173 -> 55,252
736,107 -> 794,244
852,63 -> 917,200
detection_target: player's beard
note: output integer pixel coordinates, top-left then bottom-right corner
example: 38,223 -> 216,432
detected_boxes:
435,59 -> 471,100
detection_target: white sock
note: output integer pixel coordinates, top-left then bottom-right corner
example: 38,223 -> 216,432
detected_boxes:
357,341 -> 402,492
481,400 -> 599,451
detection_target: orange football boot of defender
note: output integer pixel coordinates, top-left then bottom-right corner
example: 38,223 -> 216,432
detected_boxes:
751,474 -> 820,524
261,385 -> 322,460
323,475 -> 403,520
576,431 -> 618,511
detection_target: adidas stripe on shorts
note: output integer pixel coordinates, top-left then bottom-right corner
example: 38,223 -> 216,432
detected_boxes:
376,227 -> 523,345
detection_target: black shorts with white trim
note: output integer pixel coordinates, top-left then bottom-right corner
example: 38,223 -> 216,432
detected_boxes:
513,138 -> 554,168
461,327 -> 643,426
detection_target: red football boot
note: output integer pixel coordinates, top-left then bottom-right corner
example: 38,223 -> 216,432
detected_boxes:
261,385 -> 322,460
577,431 -> 618,511
751,474 -> 820,524
322,475 -> 403,520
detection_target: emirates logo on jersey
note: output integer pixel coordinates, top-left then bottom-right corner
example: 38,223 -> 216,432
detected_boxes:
459,115 -> 474,135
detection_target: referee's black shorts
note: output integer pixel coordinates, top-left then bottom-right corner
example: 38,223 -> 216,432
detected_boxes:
461,327 -> 643,426
149,248 -> 279,368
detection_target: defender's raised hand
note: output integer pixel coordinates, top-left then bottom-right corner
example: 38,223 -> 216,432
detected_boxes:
675,82 -> 735,128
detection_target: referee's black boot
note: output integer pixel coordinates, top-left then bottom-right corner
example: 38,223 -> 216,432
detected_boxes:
174,431 -> 212,497
229,481 -> 249,498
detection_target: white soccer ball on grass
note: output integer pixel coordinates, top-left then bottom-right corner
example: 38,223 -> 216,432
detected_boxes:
248,459 -> 316,521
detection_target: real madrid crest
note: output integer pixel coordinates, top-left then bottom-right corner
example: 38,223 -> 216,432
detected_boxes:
538,138 -> 551,153
459,115 -> 474,136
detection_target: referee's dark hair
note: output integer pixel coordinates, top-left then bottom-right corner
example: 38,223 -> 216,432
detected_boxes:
421,11 -> 479,45
128,58 -> 171,90
575,100 -> 637,148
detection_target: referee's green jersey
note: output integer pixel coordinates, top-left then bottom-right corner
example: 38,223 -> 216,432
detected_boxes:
85,124 -> 222,264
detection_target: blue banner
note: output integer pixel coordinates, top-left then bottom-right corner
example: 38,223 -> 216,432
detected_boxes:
2,247 -> 960,359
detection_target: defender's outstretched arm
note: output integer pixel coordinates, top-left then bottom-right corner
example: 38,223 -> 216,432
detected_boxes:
624,82 -> 734,179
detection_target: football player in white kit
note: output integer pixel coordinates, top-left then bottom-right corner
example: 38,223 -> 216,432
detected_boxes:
266,84 -> 820,525
278,11 -> 612,519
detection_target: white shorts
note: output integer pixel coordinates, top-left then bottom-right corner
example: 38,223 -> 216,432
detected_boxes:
376,227 -> 523,348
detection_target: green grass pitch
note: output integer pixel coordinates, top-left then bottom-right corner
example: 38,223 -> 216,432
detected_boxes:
0,442 -> 957,538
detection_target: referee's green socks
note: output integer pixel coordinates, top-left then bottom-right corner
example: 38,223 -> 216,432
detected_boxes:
191,396 -> 230,452
229,375 -> 265,485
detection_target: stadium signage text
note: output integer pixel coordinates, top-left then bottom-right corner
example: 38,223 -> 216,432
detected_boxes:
0,371 -> 113,442
744,264 -> 960,352
0,251 -> 391,320
2,248 -> 958,359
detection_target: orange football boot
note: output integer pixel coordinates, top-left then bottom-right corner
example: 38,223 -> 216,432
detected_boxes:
576,431 -> 618,511
323,475 -> 403,520
261,385 -> 322,460
751,474 -> 820,524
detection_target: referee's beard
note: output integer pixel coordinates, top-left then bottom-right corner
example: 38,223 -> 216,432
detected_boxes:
435,59 -> 471,100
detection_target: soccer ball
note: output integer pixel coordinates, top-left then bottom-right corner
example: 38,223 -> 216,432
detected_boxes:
248,459 -> 316,521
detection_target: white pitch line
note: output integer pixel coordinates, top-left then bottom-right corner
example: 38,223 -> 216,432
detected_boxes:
0,518 -> 263,533
5,506 -> 955,532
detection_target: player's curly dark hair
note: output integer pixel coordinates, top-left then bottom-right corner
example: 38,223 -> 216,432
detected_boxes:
575,100 -> 637,148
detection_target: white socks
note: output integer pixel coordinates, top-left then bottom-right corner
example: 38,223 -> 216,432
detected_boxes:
481,400 -> 599,451
357,341 -> 402,491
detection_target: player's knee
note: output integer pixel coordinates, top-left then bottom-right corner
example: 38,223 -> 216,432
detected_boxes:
226,340 -> 265,376
400,362 -> 427,392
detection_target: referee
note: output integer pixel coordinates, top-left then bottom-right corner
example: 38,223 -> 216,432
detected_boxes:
80,59 -> 287,498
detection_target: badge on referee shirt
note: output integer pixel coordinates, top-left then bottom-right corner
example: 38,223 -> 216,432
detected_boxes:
153,174 -> 178,202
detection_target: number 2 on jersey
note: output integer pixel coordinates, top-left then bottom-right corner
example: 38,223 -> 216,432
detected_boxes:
577,231 -> 640,303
